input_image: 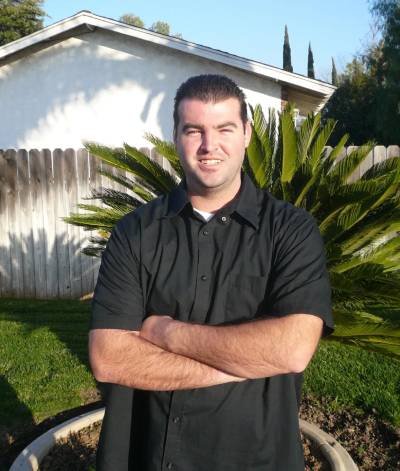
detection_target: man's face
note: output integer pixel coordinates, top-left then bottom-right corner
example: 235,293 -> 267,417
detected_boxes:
174,97 -> 251,197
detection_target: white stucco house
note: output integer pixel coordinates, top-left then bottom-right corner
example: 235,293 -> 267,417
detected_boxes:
0,10 -> 336,150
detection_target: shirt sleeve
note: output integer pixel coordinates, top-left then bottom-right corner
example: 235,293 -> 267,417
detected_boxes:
265,209 -> 334,337
91,215 -> 145,331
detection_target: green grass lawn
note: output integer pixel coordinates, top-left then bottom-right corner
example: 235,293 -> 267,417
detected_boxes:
1,298 -> 400,436
304,339 -> 400,425
0,298 -> 96,429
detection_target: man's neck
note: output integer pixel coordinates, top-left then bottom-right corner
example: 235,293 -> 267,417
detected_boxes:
187,179 -> 241,213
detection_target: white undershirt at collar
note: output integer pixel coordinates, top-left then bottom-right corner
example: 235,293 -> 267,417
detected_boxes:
192,207 -> 214,222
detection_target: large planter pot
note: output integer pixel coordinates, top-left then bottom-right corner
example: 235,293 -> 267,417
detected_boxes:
10,408 -> 105,470
11,409 -> 358,470
300,419 -> 358,471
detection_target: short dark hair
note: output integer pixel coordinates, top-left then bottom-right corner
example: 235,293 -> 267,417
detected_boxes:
173,74 -> 248,135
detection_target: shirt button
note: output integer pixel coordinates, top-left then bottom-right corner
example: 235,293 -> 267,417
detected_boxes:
173,416 -> 181,423
220,216 -> 229,224
166,463 -> 173,470
202,229 -> 209,236
200,275 -> 207,281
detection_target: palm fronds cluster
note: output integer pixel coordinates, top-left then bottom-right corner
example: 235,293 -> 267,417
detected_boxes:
246,105 -> 400,358
65,106 -> 400,359
64,134 -> 184,256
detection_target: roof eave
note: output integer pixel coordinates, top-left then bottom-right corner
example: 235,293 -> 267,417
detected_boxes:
0,10 -> 336,101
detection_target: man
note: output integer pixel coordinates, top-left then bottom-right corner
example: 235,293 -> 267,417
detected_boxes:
89,74 -> 333,471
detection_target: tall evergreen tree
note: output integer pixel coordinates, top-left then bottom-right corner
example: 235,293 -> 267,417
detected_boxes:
283,25 -> 293,72
307,42 -> 315,79
0,0 -> 46,46
331,57 -> 339,86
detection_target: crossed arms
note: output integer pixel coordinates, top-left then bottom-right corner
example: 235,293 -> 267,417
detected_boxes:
89,312 -> 323,391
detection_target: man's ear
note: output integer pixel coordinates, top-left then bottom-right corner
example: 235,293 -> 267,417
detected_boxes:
244,120 -> 252,147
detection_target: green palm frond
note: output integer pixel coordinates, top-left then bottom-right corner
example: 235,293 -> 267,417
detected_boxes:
91,188 -> 143,212
84,142 -> 132,174
327,133 -> 349,165
246,104 -> 277,189
308,119 -> 336,171
361,155 -> 400,180
144,133 -> 184,177
280,108 -> 298,184
64,204 -> 125,231
297,113 -> 321,166
328,143 -> 374,183
97,169 -> 155,202
124,143 -> 177,194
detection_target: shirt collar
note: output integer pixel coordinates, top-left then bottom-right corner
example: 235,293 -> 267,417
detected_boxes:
164,172 -> 260,230
233,173 -> 260,230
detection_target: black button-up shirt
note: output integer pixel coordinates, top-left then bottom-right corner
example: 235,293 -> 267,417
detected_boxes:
91,173 -> 333,471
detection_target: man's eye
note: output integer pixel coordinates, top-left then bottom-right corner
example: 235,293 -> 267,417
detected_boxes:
220,128 -> 233,133
186,129 -> 200,135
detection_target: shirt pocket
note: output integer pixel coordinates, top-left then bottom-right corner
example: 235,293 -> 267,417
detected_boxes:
225,273 -> 269,322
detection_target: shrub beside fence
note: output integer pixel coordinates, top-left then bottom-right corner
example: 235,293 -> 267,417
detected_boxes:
0,145 -> 398,299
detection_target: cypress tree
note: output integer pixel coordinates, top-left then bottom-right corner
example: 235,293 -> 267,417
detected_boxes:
283,25 -> 293,72
331,57 -> 338,86
307,42 -> 315,79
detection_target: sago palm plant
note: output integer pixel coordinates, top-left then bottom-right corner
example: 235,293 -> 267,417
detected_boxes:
65,106 -> 400,359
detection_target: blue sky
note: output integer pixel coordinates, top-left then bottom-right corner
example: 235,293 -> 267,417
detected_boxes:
42,1 -> 376,81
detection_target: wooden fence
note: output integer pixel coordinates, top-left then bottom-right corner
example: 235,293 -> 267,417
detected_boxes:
0,145 -> 399,299
0,147 -> 168,299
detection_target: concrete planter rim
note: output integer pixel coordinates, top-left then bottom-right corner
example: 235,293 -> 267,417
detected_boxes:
11,408 -> 358,470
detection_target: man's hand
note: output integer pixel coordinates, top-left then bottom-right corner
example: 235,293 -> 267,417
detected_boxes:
141,313 -> 324,379
140,314 -> 175,349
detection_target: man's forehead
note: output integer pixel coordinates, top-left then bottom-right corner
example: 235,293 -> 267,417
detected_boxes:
177,97 -> 242,122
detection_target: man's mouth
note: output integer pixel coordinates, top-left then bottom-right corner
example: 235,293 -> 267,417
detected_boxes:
199,159 -> 222,166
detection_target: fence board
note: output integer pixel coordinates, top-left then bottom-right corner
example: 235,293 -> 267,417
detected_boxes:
53,149 -> 71,298
359,148 -> 374,178
29,149 -> 47,298
43,149 -> 59,298
5,150 -> 23,296
18,149 -> 37,298
346,146 -> 360,182
0,151 -> 11,295
387,145 -> 400,159
64,149 -> 82,298
373,146 -> 387,165
89,154 -> 102,288
77,148 -> 93,297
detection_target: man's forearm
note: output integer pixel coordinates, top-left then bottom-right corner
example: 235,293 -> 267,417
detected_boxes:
89,329 -> 245,391
141,314 -> 323,379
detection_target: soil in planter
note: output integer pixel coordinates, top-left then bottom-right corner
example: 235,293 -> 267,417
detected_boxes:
39,422 -> 99,471
299,395 -> 400,470
39,421 -> 330,471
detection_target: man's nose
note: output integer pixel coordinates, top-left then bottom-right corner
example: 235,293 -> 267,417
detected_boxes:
200,131 -> 218,153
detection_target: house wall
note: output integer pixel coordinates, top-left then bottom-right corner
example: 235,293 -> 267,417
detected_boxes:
0,30 -> 282,150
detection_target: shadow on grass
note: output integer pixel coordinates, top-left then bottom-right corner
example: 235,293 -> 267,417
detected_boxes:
0,297 -> 92,366
0,375 -> 35,470
0,296 -> 106,469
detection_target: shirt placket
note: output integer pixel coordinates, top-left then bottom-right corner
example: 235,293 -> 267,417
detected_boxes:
188,216 -> 218,323
161,215 -> 222,471
161,390 -> 187,471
